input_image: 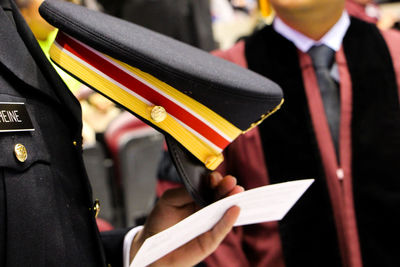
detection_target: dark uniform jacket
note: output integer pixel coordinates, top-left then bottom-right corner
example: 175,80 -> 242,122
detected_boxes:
0,0 -> 126,265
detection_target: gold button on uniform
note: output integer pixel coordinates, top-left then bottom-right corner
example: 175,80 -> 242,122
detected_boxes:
14,144 -> 28,162
150,106 -> 167,123
93,199 -> 100,218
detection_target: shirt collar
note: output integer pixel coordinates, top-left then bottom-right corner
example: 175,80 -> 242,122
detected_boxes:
273,11 -> 350,52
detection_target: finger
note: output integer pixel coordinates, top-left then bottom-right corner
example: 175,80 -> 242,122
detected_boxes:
212,206 -> 240,238
227,185 -> 245,197
161,187 -> 194,207
209,171 -> 223,189
216,175 -> 237,198
213,205 -> 240,233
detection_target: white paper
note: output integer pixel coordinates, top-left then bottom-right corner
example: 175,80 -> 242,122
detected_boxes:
131,179 -> 314,267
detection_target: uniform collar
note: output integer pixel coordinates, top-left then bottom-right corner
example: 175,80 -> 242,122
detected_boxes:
273,11 -> 350,52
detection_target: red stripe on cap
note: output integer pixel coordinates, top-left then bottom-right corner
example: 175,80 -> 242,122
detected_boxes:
56,32 -> 230,150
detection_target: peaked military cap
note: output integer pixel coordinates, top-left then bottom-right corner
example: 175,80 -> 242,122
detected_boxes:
39,0 -> 283,206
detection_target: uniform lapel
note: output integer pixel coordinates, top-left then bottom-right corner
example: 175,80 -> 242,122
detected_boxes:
0,6 -> 59,101
0,0 -> 82,129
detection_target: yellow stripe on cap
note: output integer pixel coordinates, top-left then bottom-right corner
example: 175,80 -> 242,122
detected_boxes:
50,32 -> 282,170
50,41 -> 229,169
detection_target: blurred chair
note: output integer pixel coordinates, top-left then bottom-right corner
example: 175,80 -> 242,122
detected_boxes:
83,142 -> 115,223
105,111 -> 164,226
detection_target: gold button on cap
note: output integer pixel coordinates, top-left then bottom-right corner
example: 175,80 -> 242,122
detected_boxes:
14,144 -> 28,163
150,106 -> 167,123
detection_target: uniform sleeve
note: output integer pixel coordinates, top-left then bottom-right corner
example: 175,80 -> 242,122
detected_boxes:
100,228 -> 132,267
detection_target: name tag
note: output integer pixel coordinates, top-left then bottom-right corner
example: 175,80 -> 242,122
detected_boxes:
0,102 -> 34,132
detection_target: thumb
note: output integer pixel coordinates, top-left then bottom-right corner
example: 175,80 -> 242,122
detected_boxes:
197,206 -> 241,255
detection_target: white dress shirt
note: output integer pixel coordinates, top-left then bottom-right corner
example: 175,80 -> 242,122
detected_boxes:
273,11 -> 350,82
273,11 -> 351,53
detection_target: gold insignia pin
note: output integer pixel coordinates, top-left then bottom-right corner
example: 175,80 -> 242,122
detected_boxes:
14,144 -> 28,163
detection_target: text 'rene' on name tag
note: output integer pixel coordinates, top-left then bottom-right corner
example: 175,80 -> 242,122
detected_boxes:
0,102 -> 34,132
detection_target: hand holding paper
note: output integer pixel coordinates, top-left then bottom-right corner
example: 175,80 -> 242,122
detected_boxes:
129,172 -> 243,267
131,178 -> 314,267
